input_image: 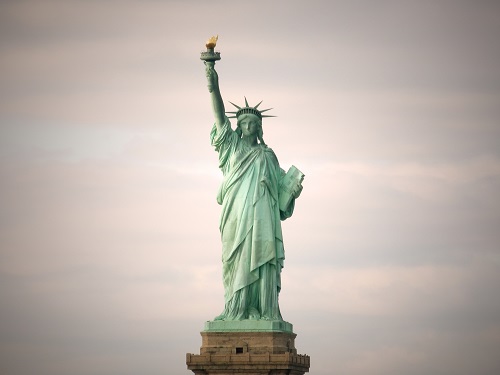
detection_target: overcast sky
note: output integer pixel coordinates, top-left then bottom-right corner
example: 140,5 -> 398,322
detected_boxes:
1,1 -> 499,374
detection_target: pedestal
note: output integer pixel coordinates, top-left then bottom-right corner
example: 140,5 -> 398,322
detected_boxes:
186,320 -> 310,375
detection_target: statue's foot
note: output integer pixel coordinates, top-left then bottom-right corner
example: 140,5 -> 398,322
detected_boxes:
261,315 -> 282,321
213,314 -> 225,321
247,307 -> 260,320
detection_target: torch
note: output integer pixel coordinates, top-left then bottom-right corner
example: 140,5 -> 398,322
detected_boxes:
201,35 -> 220,93
200,35 -> 221,68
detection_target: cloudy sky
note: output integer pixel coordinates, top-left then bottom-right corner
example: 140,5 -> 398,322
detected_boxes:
1,1 -> 499,374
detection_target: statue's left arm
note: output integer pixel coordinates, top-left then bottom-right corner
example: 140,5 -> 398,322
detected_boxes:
278,167 -> 303,220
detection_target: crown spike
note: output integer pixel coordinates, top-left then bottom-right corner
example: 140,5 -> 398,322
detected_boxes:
228,98 -> 275,120
228,101 -> 241,109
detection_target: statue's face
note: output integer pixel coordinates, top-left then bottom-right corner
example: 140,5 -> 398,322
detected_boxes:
238,114 -> 261,137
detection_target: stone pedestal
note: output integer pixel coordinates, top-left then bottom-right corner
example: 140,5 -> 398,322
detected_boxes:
186,320 -> 310,375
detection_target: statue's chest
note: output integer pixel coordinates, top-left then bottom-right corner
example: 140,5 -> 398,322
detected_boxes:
230,145 -> 269,169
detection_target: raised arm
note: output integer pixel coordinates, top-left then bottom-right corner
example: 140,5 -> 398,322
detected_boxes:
205,62 -> 225,132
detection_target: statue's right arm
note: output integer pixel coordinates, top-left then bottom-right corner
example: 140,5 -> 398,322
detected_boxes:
206,63 -> 225,132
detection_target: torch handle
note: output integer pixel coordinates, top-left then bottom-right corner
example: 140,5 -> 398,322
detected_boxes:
205,62 -> 218,94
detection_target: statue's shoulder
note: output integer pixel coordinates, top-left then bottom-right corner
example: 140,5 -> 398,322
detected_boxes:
263,145 -> 275,154
262,146 -> 280,163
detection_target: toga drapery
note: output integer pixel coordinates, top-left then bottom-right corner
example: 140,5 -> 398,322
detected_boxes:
210,117 -> 295,321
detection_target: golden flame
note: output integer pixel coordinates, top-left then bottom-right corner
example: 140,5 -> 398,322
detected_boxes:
206,35 -> 218,49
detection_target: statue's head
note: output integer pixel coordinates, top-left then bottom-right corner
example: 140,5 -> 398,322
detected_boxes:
236,113 -> 262,139
227,98 -> 274,145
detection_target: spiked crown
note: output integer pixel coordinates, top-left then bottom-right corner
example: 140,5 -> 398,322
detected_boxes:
226,97 -> 275,120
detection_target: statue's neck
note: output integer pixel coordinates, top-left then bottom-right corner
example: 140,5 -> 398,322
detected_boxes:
241,135 -> 258,147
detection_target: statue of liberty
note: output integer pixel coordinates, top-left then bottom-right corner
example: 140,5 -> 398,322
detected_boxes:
202,36 -> 304,322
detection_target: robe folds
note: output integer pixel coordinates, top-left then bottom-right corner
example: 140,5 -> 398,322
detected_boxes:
210,118 -> 295,321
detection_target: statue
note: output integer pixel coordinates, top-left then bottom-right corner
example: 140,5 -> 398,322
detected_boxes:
202,36 -> 304,322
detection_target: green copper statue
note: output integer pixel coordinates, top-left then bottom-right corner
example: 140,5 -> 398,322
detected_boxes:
202,36 -> 304,322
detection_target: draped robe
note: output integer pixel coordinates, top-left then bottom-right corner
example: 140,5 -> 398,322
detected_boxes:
210,118 -> 295,321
